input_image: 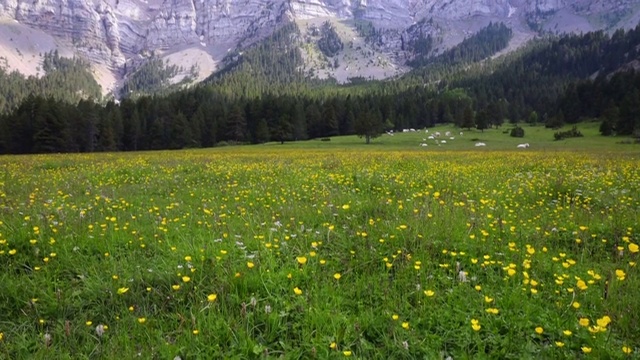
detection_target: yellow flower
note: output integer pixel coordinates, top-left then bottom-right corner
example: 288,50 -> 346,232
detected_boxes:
185,256 -> 192,262
343,350 -> 352,356
579,318 -> 590,327
392,314 -> 399,321
247,262 -> 255,269
341,204 -> 350,210
172,285 -> 180,290
471,319 -> 481,331
402,322 -> 410,329
296,256 -> 307,265
581,346 -> 592,354
137,317 -> 146,324
577,280 -> 588,290
535,327 -> 544,334
117,287 -> 129,295
424,290 -> 435,297
86,321 -> 92,326
474,285 -> 482,291
207,294 -> 217,302
8,249 -> 17,255
622,346 -> 632,354
616,269 -> 626,280
629,243 -> 639,253
597,315 -> 611,328
563,330 -> 572,336
484,296 -> 494,303
334,273 -> 341,280
555,341 -> 565,348
192,329 -> 199,335
507,269 -> 516,276
572,302 -> 580,309
182,276 -> 191,283
330,342 -> 337,350
293,287 -> 303,296
485,308 -> 499,315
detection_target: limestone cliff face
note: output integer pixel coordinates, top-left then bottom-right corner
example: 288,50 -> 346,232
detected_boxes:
0,0 -> 634,76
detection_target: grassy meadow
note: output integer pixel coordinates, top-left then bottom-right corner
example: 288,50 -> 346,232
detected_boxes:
0,124 -> 639,359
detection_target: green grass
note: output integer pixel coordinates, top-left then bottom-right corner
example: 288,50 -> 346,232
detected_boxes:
264,122 -> 638,151
0,137 -> 639,358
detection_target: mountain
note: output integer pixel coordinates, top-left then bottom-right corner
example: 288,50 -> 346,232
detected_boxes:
1,0 -> 638,95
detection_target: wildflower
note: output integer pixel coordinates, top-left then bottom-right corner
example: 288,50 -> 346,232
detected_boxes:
563,330 -> 572,336
485,308 -> 499,315
484,296 -> 494,303
424,290 -> 435,297
392,314 -> 399,321
581,346 -> 592,354
330,342 -> 337,349
86,321 -> 92,326
535,327 -> 544,334
172,285 -> 180,290
117,287 -> 129,295
630,243 -> 639,253
402,322 -> 409,329
597,316 -> 611,328
182,276 -> 191,283
341,204 -> 350,210
577,280 -> 588,290
616,269 -> 626,280
334,273 -> 341,280
296,256 -> 307,265
247,262 -> 255,269
555,341 -> 565,348
572,302 -> 580,309
343,350 -> 352,356
293,287 -> 303,296
471,319 -> 481,331
622,346 -> 632,354
474,285 -> 482,291
95,324 -> 105,337
192,330 -> 199,335
207,294 -> 217,302
8,249 -> 17,255
137,317 -> 146,324
579,318 -> 590,327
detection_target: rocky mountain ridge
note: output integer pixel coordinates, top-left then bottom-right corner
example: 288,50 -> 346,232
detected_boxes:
1,0 -> 638,94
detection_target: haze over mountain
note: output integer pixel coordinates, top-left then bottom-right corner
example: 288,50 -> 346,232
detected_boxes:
1,0 -> 638,94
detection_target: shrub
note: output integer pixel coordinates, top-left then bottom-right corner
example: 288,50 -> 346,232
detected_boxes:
510,127 -> 525,138
554,126 -> 583,141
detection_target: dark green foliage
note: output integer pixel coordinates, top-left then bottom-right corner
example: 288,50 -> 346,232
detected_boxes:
554,126 -> 583,140
317,21 -> 343,57
408,22 -> 512,68
0,50 -> 101,114
510,127 -> 525,138
119,56 -> 188,98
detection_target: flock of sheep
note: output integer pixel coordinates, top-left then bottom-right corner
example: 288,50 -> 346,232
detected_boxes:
386,128 -> 530,149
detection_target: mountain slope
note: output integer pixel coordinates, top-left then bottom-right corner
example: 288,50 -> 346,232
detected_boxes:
0,0 -> 638,95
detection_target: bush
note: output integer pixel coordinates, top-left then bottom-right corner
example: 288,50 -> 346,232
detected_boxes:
554,126 -> 583,141
510,127 -> 525,138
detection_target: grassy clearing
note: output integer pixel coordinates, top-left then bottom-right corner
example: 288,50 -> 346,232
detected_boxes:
0,143 -> 639,358
272,122 -> 638,151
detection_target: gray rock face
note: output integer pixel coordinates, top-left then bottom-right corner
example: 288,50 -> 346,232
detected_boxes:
0,0 -> 635,76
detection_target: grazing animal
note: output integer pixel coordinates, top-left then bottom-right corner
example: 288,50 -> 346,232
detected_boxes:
434,132 -> 441,137
475,142 -> 486,147
440,140 -> 447,144
460,131 -> 464,136
428,135 -> 434,140
449,137 -> 455,140
517,143 -> 530,149
420,143 -> 428,147
445,131 -> 452,137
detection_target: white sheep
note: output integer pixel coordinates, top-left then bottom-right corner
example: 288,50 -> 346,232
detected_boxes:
517,143 -> 530,149
475,142 -> 486,147
449,137 -> 455,140
403,129 -> 410,133
420,143 -> 428,147
460,132 -> 464,136
434,132 -> 441,137
445,131 -> 452,137
427,135 -> 434,140
440,140 -> 447,144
